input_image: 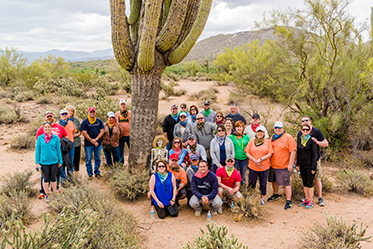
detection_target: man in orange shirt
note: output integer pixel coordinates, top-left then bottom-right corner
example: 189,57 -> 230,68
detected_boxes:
115,99 -> 131,164
267,121 -> 296,210
168,153 -> 187,209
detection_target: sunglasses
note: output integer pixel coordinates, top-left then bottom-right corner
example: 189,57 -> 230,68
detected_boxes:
227,160 -> 234,163
216,115 -> 222,118
174,141 -> 180,144
196,118 -> 203,120
204,104 -> 209,106
46,115 -> 53,118
158,165 -> 165,168
181,106 -> 186,109
217,129 -> 224,132
90,111 -> 96,113
61,113 -> 68,116
180,116 -> 186,118
274,127 -> 282,129
302,128 -> 310,131
301,119 -> 309,122
191,109 -> 196,111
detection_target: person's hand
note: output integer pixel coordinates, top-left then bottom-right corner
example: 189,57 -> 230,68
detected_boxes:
166,140 -> 169,145
94,142 -> 99,147
311,170 -> 316,174
157,201 -> 164,208
58,164 -> 62,168
257,163 -> 264,169
287,164 -> 292,172
183,142 -> 188,147
311,137 -> 318,144
253,158 -> 261,165
228,188 -> 235,195
181,163 -> 186,168
147,192 -> 151,199
218,164 -> 223,169
170,199 -> 175,206
35,164 -> 40,171
202,196 -> 209,204
91,138 -> 97,144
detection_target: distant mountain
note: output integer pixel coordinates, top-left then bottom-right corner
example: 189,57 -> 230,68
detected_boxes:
185,28 -> 278,61
20,48 -> 114,62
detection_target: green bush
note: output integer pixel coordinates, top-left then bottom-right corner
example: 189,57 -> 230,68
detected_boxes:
75,94 -> 118,121
183,222 -> 248,249
0,104 -> 17,124
189,88 -> 218,104
299,212 -> 373,249
14,90 -> 36,102
108,169 -> 150,201
336,168 -> 373,196
1,170 -> 35,197
26,115 -> 45,136
55,77 -> 84,97
161,81 -> 175,99
35,94 -> 52,104
174,88 -> 187,96
231,190 -> 265,221
11,134 -> 35,149
0,191 -> 31,229
291,172 -> 304,201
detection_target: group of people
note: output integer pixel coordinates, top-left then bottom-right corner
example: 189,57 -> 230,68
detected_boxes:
149,102 -> 328,218
34,100 -> 131,202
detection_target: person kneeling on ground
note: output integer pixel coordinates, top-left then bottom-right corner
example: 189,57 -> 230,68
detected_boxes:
167,153 -> 187,209
216,156 -> 242,204
190,160 -> 223,217
148,160 -> 178,219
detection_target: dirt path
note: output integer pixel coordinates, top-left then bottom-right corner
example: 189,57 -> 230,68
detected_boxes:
0,81 -> 373,248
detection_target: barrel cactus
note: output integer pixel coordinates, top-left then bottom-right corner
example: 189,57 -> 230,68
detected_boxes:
109,0 -> 213,169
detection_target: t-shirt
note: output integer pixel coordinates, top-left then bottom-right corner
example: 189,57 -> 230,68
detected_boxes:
229,134 -> 250,160
36,123 -> 67,140
115,110 -> 131,137
216,167 -> 242,188
297,126 -> 325,161
167,165 -> 187,185
270,133 -> 297,169
245,139 -> 273,171
63,120 -> 77,142
81,118 -> 105,147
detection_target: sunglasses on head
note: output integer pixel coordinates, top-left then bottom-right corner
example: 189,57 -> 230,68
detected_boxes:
302,119 -> 309,122
274,127 -> 282,129
158,165 -> 165,168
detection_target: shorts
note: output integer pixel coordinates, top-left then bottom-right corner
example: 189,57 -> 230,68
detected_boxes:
219,187 -> 242,199
268,167 -> 291,186
315,160 -> 322,181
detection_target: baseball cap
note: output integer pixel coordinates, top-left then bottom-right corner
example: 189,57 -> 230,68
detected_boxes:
119,99 -> 127,105
252,113 -> 260,119
180,112 -> 187,117
204,100 -> 210,105
171,104 -> 178,109
44,111 -> 54,116
88,107 -> 96,113
274,121 -> 284,128
256,126 -> 266,132
226,155 -> 235,161
188,134 -> 195,140
190,154 -> 199,161
60,109 -> 68,114
107,111 -> 115,118
170,153 -> 179,161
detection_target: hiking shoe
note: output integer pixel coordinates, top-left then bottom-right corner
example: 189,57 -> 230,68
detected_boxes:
260,198 -> 265,206
211,210 -> 218,216
88,175 -> 93,180
284,200 -> 292,210
217,207 -> 223,215
38,193 -> 45,199
267,194 -> 280,202
301,198 -> 306,203
44,195 -> 50,203
318,197 -> 325,207
95,174 -> 102,179
299,199 -> 308,207
195,210 -> 202,217
305,201 -> 314,210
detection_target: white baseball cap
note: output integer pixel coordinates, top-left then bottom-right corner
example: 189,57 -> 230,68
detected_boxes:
119,99 -> 127,105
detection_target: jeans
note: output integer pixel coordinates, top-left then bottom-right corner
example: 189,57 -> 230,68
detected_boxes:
119,136 -> 130,164
84,145 -> 102,176
103,146 -> 121,166
166,141 -> 173,151
234,158 -> 249,185
248,169 -> 269,195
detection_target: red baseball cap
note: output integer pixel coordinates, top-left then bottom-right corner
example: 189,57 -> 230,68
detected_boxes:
88,107 -> 96,113
170,153 -> 179,161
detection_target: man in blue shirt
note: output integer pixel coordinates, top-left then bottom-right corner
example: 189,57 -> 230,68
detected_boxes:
81,107 -> 105,178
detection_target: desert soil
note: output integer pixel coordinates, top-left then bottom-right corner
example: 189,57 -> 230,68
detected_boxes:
0,80 -> 373,249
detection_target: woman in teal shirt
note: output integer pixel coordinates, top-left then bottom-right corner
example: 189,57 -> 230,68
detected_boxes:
229,121 -> 250,188
35,121 -> 63,203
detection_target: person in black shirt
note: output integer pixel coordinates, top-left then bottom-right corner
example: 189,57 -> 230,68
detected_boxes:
162,104 -> 180,151
296,124 -> 317,209
297,116 -> 329,206
224,104 -> 246,129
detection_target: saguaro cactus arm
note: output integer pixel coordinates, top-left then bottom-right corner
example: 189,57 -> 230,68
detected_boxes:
168,0 -> 212,64
156,0 -> 189,52
128,0 -> 142,25
137,0 -> 163,72
110,0 -> 135,71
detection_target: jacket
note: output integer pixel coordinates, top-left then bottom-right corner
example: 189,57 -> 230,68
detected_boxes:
35,134 -> 63,166
61,137 -> 74,170
210,136 -> 235,165
192,122 -> 216,150
102,122 -> 123,148
173,122 -> 192,143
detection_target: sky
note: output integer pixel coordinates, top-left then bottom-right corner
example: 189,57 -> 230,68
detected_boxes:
0,0 -> 371,52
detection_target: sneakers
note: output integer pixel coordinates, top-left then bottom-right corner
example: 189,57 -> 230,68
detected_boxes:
195,210 -> 202,217
299,199 -> 308,207
260,198 -> 265,206
217,207 -> 223,215
267,194 -> 280,202
95,174 -> 102,179
211,210 -> 218,216
88,175 -> 93,180
284,200 -> 292,210
305,201 -> 314,209
44,194 -> 50,203
318,197 -> 325,207
38,193 -> 45,199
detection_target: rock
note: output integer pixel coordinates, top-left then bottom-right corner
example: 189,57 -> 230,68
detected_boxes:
270,220 -> 275,224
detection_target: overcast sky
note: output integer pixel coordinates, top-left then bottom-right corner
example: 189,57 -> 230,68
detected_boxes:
0,0 -> 371,52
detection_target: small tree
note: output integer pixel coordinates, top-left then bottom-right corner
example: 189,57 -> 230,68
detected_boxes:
110,0 -> 213,169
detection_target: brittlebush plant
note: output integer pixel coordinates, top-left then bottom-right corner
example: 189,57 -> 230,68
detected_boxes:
231,189 -> 265,222
336,168 -> 373,196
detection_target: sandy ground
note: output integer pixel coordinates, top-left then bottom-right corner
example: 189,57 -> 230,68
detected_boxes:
1,80 -> 373,249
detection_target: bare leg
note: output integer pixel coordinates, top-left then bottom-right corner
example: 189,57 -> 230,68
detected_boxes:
284,185 -> 292,201
42,182 -> 50,195
272,182 -> 279,195
303,186 -> 308,201
308,187 -> 314,202
50,182 -> 57,193
315,180 -> 322,198
218,188 -> 223,200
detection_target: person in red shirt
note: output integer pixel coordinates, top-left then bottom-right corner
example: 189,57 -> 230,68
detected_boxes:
216,156 -> 242,205
35,111 -> 68,199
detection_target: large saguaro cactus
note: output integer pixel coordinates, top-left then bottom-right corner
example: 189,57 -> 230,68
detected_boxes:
110,0 -> 213,169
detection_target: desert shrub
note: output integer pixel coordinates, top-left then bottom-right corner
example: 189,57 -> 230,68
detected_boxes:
0,89 -> 11,99
95,77 -> 120,96
26,115 -> 45,136
11,134 -> 35,149
0,191 -> 30,229
1,170 -> 35,197
14,90 -> 36,102
108,169 -> 150,201
174,88 -> 187,96
33,77 -> 54,94
75,94 -> 118,121
161,80 -> 175,99
231,190 -> 265,221
291,172 -> 304,201
56,77 -> 84,97
0,104 -> 17,124
35,94 -> 52,104
49,183 -> 140,248
299,212 -> 373,249
189,88 -> 218,104
183,222 -> 248,249
321,175 -> 333,193
336,168 -> 373,196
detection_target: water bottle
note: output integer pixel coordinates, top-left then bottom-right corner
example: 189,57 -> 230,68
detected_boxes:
37,165 -> 42,171
230,201 -> 235,208
207,210 -> 211,222
150,207 -> 155,220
